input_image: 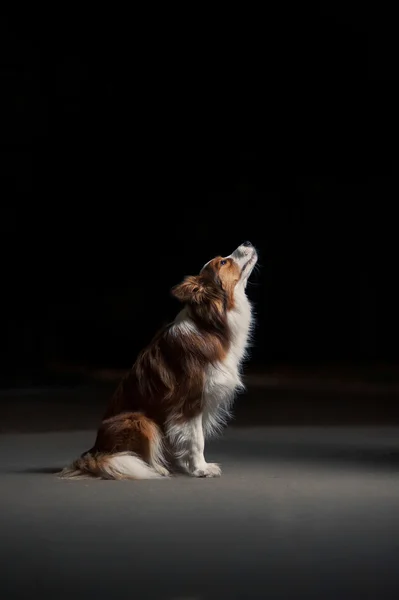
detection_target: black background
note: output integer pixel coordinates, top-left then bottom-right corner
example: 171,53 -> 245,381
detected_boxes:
2,9 -> 399,600
2,4 -> 398,385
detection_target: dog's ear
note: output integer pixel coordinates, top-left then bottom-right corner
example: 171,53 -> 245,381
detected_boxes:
171,276 -> 208,304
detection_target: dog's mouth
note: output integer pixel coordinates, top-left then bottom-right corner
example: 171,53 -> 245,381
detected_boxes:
241,250 -> 258,276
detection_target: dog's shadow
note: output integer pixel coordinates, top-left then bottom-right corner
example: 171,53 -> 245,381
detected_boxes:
17,467 -> 62,475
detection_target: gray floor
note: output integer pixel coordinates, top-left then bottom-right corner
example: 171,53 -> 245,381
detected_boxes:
1,425 -> 399,599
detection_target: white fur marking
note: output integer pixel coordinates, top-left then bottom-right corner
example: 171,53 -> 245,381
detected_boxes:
166,415 -> 221,477
169,307 -> 199,337
203,271 -> 254,438
104,453 -> 167,480
148,427 -> 170,476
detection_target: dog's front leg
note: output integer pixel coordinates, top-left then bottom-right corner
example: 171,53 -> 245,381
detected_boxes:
168,414 -> 221,477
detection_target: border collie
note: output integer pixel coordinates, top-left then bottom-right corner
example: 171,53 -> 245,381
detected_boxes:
60,241 -> 258,480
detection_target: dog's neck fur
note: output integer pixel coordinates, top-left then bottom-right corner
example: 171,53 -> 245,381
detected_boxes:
173,283 -> 252,366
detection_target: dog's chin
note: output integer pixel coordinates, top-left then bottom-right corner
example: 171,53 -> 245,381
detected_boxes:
241,251 -> 258,280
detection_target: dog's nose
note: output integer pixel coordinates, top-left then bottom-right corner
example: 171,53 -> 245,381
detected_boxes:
242,240 -> 252,247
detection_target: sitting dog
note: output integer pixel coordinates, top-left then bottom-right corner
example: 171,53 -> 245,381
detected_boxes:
60,241 -> 258,480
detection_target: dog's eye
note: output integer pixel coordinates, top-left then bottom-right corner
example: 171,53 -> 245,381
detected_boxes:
220,260 -> 227,266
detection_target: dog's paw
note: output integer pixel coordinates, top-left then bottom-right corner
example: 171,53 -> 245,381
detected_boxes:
192,463 -> 221,478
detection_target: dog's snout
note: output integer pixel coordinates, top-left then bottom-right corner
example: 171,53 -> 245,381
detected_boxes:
242,240 -> 252,247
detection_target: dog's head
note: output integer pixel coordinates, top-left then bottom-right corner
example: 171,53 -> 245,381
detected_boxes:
172,241 -> 258,310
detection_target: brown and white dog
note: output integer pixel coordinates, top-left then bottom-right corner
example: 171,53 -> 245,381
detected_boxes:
60,241 -> 258,480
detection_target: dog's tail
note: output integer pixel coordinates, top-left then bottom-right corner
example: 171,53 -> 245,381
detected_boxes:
58,451 -> 167,480
58,411 -> 169,480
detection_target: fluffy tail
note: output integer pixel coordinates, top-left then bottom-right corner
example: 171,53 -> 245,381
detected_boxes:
59,451 -> 168,480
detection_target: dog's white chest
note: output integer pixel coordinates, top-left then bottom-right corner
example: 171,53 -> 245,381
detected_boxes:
203,292 -> 253,435
205,299 -> 251,392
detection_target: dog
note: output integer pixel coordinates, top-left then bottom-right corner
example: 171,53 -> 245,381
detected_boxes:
59,241 -> 258,480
